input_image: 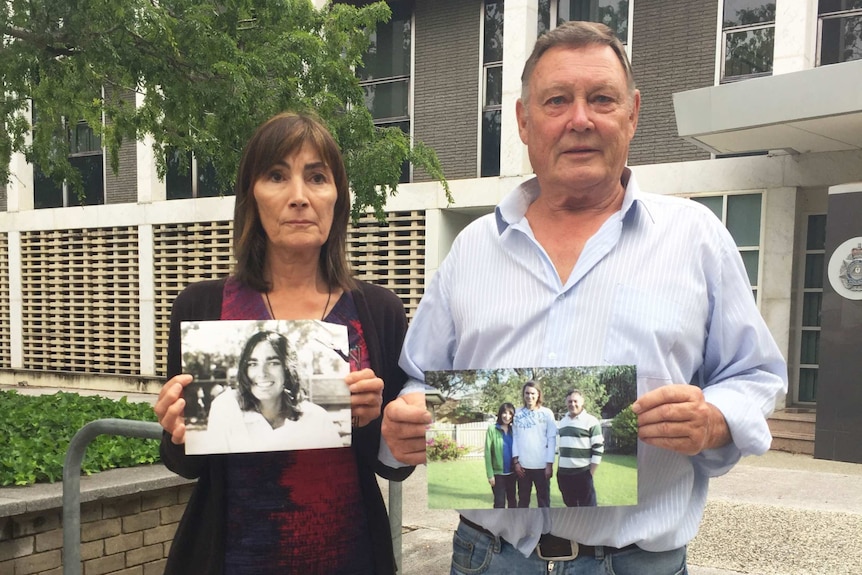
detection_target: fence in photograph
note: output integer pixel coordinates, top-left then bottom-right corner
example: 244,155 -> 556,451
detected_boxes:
429,421 -> 489,457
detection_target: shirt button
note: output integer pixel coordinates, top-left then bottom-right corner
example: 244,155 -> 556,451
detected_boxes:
548,353 -> 557,361
557,294 -> 565,301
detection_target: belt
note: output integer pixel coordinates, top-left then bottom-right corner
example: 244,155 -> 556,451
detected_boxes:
459,515 -> 639,561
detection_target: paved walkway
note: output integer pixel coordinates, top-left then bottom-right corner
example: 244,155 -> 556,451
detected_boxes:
381,450 -> 862,575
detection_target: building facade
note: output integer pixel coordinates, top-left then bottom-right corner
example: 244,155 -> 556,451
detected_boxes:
1,0 -> 861,458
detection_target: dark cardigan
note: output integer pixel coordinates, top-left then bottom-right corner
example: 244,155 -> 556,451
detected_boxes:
160,278 -> 414,575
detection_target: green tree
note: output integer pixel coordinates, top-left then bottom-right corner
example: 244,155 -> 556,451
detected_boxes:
0,0 -> 448,217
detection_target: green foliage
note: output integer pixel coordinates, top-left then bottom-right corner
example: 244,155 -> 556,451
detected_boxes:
477,367 -> 611,419
426,434 -> 469,462
0,390 -> 160,487
0,0 -> 449,215
610,406 -> 638,455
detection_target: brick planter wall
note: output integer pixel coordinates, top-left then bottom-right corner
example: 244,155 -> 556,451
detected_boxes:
0,466 -> 193,575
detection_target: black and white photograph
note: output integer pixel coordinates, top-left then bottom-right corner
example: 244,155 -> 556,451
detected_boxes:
424,365 -> 638,510
181,319 -> 351,455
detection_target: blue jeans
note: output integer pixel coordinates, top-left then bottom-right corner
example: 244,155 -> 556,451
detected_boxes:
450,519 -> 688,575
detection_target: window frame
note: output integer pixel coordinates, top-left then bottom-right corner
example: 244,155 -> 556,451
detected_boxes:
541,0 -> 632,46
816,3 -> 862,66
791,212 -> 827,405
685,191 -> 765,306
479,0 -> 504,178
357,0 -> 414,183
33,115 -> 106,209
719,0 -> 776,83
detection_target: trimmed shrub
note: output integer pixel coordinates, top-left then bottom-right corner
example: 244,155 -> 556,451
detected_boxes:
426,434 -> 470,461
610,406 -> 638,455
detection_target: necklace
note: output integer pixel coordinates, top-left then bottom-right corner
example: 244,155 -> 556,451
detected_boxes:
264,286 -> 332,321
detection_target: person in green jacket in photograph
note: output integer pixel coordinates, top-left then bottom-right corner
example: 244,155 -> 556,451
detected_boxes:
484,402 -> 517,508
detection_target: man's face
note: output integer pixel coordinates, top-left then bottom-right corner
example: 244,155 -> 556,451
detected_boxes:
566,393 -> 585,417
523,386 -> 539,409
516,44 -> 640,201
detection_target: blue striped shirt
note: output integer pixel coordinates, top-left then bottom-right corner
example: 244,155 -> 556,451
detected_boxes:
399,170 -> 787,554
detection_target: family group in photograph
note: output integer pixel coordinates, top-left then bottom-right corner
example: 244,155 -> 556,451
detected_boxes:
483,383 -> 604,509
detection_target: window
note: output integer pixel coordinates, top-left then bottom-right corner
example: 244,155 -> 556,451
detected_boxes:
33,117 -> 104,209
721,0 -> 775,82
818,0 -> 862,65
481,0 -> 504,177
358,0 -> 412,183
538,0 -> 629,43
795,214 -> 826,403
689,193 -> 762,302
166,150 -> 231,199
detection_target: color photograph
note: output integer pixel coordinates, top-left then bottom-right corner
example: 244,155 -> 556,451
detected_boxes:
180,319 -> 351,454
425,366 -> 638,510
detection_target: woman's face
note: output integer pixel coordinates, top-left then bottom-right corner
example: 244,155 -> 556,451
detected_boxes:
246,340 -> 285,403
501,409 -> 513,425
253,143 -> 338,256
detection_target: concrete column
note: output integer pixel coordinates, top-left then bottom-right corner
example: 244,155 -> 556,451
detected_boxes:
9,231 -> 23,369
138,224 -> 156,376
773,0 -> 818,74
499,0 -> 537,177
136,91 -> 166,203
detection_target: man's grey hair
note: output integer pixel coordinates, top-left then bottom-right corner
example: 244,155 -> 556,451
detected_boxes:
520,21 -> 636,104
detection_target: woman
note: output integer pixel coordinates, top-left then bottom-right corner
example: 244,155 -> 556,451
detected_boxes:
205,330 -> 343,453
154,111 -> 412,575
484,402 -> 516,508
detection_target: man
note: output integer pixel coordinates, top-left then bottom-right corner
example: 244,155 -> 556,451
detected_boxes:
511,381 -> 557,508
382,21 -> 787,575
557,390 -> 603,507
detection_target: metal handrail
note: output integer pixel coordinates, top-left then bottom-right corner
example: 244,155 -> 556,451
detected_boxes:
62,419 -> 163,575
62,418 -> 403,574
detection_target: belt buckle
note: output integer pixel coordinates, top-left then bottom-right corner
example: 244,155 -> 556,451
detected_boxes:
536,535 -> 578,561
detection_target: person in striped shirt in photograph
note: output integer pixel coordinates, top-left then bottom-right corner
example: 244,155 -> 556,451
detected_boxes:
556,390 -> 604,507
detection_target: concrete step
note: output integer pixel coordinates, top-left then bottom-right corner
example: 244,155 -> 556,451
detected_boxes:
768,410 -> 816,455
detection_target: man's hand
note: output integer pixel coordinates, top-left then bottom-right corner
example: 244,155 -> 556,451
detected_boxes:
545,462 -> 553,480
382,391 -> 432,465
513,460 -> 525,478
632,385 -> 731,456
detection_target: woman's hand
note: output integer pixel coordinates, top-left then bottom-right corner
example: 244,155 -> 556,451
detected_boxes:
345,368 -> 384,428
154,374 -> 193,445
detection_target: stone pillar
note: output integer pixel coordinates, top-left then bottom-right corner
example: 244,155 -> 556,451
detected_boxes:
814,182 -> 862,463
499,0 -> 537,177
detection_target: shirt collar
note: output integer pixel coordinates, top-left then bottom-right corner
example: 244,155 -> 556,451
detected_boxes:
494,167 -> 652,236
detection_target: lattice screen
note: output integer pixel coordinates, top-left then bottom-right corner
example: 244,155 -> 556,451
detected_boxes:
153,221 -> 235,377
348,210 -> 426,318
0,233 -> 10,368
151,211 -> 426,377
20,227 -> 139,373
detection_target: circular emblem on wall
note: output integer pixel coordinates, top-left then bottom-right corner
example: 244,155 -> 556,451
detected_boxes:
828,237 -> 862,301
